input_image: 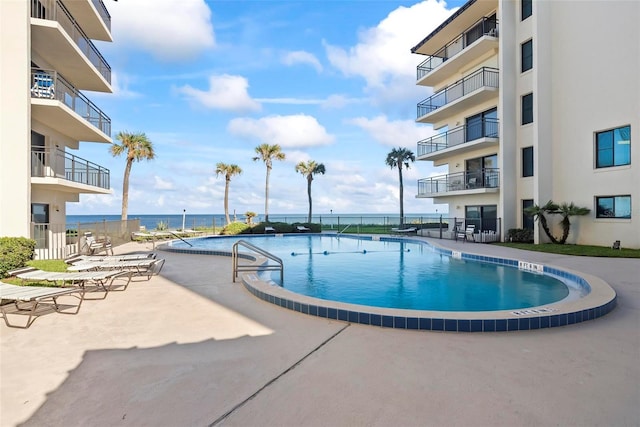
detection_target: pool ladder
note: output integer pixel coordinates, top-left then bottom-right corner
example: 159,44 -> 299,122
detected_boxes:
232,239 -> 283,283
336,224 -> 352,239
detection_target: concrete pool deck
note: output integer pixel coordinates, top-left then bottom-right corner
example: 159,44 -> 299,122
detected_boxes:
1,237 -> 638,426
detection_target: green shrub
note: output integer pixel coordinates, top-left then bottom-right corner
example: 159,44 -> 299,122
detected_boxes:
156,221 -> 168,231
221,222 -> 252,235
507,228 -> 534,243
0,237 -> 36,278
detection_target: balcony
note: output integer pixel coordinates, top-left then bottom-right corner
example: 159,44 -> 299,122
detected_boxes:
416,67 -> 498,124
30,68 -> 111,143
416,17 -> 498,87
60,0 -> 112,41
417,119 -> 499,162
417,168 -> 500,198
31,146 -> 110,193
31,0 -> 111,91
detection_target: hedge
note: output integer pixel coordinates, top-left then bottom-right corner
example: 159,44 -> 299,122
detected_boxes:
0,237 -> 36,278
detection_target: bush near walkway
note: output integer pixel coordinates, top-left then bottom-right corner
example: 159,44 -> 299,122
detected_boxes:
0,237 -> 36,278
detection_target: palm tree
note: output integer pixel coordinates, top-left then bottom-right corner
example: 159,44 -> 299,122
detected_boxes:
524,200 -> 560,243
253,144 -> 285,222
215,163 -> 243,225
557,202 -> 591,244
295,160 -> 326,224
110,131 -> 155,221
385,147 -> 415,226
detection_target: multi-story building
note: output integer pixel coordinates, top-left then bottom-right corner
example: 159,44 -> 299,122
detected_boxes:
412,0 -> 639,248
0,0 -> 113,258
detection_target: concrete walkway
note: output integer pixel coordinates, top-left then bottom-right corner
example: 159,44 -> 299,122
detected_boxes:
1,238 -> 638,426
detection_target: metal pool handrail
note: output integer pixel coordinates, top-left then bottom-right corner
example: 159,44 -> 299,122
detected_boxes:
232,240 -> 283,283
337,224 -> 352,238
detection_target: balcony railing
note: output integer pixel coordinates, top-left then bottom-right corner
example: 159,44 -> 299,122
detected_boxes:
31,68 -> 111,136
417,67 -> 499,118
417,168 -> 500,195
31,146 -> 110,189
30,0 -> 111,83
92,0 -> 111,30
417,16 -> 498,80
417,119 -> 499,156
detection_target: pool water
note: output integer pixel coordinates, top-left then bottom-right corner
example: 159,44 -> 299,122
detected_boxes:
172,235 -> 570,311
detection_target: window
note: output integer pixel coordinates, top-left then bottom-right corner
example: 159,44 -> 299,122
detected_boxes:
465,107 -> 498,141
596,195 -> 631,218
522,93 -> 533,125
466,154 -> 498,188
522,146 -> 534,177
522,199 -> 534,230
522,0 -> 532,20
466,205 -> 498,232
521,39 -> 533,72
596,125 -> 631,168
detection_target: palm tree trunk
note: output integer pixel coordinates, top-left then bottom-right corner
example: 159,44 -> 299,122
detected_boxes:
307,175 -> 313,224
538,214 -> 558,244
398,165 -> 404,226
264,165 -> 271,222
224,178 -> 230,224
121,158 -> 133,221
559,217 -> 570,244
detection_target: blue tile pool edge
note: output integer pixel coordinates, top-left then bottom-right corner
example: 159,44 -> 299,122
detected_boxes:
159,235 -> 618,332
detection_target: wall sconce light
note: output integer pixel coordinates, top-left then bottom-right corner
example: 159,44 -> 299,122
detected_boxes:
456,205 -> 461,209
53,204 -> 60,212
455,163 -> 460,168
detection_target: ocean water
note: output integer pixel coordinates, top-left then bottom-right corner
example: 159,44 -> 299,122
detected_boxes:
66,213 -> 443,231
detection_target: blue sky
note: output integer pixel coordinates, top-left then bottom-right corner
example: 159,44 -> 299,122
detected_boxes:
71,0 -> 466,216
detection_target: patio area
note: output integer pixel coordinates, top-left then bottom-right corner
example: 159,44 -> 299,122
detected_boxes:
1,237 -> 638,426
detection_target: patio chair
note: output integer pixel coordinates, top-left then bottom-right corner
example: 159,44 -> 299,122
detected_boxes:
66,253 -> 156,265
391,227 -> 417,235
296,225 -> 311,232
264,226 -> 276,234
30,72 -> 55,99
10,267 -> 132,297
66,258 -> 165,281
0,281 -> 84,328
457,225 -> 475,242
82,232 -> 113,256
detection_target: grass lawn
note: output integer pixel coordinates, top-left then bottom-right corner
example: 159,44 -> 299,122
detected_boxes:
495,242 -> 640,258
2,259 -> 70,286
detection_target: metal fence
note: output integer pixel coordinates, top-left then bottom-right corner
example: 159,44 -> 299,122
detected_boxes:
31,219 -> 139,260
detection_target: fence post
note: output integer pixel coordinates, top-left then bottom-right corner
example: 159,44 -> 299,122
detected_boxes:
439,215 -> 443,239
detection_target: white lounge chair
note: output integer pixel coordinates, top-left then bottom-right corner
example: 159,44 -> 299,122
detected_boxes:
11,268 -> 132,297
66,258 -> 165,280
457,225 -> 476,242
264,226 -> 276,234
65,253 -> 156,265
0,281 -> 84,328
296,225 -> 311,232
82,232 -> 113,255
391,227 -> 417,235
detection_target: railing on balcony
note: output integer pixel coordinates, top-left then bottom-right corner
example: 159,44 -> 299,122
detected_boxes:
417,119 -> 499,156
417,168 -> 500,195
92,0 -> 111,31
30,0 -> 111,83
31,146 -> 110,189
416,16 -> 498,80
31,68 -> 111,136
417,67 -> 499,118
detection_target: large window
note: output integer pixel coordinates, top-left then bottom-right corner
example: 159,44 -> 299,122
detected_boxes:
465,107 -> 498,141
521,39 -> 533,72
522,146 -> 534,177
596,195 -> 631,218
522,0 -> 532,20
466,205 -> 498,232
522,199 -> 534,230
522,93 -> 533,125
596,125 -> 631,168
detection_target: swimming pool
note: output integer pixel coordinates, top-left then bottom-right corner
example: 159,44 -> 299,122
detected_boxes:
163,234 -> 617,332
171,235 -> 571,311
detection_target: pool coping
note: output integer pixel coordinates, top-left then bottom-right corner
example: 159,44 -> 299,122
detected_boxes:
159,234 -> 617,332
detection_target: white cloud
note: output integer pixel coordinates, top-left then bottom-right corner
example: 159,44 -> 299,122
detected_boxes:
176,74 -> 261,112
324,0 -> 455,101
109,0 -> 215,61
281,50 -> 323,73
227,114 -> 334,148
347,115 -> 436,148
153,175 -> 176,191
